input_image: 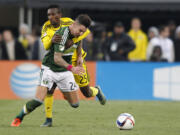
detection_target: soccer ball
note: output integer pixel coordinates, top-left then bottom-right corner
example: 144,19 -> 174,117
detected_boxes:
116,113 -> 135,130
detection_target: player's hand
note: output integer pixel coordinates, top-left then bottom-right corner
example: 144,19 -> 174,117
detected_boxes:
52,34 -> 62,43
77,56 -> 83,67
71,66 -> 85,75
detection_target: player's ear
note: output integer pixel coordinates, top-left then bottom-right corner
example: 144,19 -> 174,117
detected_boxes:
58,13 -> 62,18
74,21 -> 80,26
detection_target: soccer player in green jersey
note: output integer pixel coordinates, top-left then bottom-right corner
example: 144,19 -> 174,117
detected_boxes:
41,5 -> 106,127
11,14 -> 92,127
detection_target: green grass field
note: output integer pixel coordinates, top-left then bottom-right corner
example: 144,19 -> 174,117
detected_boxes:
0,100 -> 180,135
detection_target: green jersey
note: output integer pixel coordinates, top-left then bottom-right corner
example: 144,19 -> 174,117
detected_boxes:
42,26 -> 80,72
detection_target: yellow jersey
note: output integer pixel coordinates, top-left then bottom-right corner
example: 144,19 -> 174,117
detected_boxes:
128,29 -> 148,61
41,17 -> 90,60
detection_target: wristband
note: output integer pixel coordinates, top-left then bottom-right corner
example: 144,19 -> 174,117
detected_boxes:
66,65 -> 73,71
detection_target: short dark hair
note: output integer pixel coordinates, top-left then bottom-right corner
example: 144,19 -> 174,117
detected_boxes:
47,5 -> 62,13
159,25 -> 168,33
114,21 -> 124,27
76,14 -> 92,28
168,20 -> 176,26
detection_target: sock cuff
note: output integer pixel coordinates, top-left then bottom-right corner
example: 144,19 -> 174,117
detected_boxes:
90,87 -> 99,97
23,105 -> 28,114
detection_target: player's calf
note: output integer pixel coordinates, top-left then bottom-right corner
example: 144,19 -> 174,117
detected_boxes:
80,85 -> 92,97
11,86 -> 47,127
11,99 -> 43,127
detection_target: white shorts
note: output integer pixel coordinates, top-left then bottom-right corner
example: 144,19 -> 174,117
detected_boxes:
38,65 -> 78,92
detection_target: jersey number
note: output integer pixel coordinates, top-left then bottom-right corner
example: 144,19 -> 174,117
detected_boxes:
80,74 -> 88,84
69,82 -> 75,90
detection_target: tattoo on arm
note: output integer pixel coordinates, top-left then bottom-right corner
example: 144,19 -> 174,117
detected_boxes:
77,41 -> 82,57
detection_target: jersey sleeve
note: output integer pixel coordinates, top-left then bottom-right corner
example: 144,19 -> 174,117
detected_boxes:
54,28 -> 69,52
41,22 -> 52,50
72,29 -> 90,43
61,17 -> 74,26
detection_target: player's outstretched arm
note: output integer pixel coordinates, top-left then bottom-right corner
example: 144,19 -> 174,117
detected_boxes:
76,41 -> 83,67
54,52 -> 84,75
41,23 -> 52,50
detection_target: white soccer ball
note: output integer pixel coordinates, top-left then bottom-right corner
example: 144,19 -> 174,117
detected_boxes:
116,113 -> 135,130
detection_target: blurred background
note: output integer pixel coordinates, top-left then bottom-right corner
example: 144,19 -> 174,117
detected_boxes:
0,0 -> 180,101
1,0 -> 180,62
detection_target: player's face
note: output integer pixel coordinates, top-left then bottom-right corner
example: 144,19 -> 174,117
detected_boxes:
3,30 -> 13,42
72,23 -> 87,37
47,8 -> 61,26
148,31 -> 155,39
114,26 -> 124,35
131,19 -> 141,30
162,27 -> 170,38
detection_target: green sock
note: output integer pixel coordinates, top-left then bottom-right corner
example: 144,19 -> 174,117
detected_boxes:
16,99 -> 42,121
26,99 -> 42,112
16,109 -> 26,121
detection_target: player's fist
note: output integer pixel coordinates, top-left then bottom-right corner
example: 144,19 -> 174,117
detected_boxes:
52,34 -> 62,43
71,66 -> 85,75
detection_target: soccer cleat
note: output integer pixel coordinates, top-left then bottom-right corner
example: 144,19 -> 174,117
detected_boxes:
40,119 -> 52,127
11,118 -> 21,127
95,85 -> 106,105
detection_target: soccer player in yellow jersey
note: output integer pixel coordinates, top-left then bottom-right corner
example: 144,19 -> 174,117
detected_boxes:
41,5 -> 106,127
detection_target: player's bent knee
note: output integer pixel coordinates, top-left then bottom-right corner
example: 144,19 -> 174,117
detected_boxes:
70,102 -> 79,108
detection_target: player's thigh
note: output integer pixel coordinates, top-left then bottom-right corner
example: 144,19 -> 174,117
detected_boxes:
38,67 -> 56,99
63,91 -> 79,104
35,86 -> 48,101
73,61 -> 90,87
55,71 -> 79,103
